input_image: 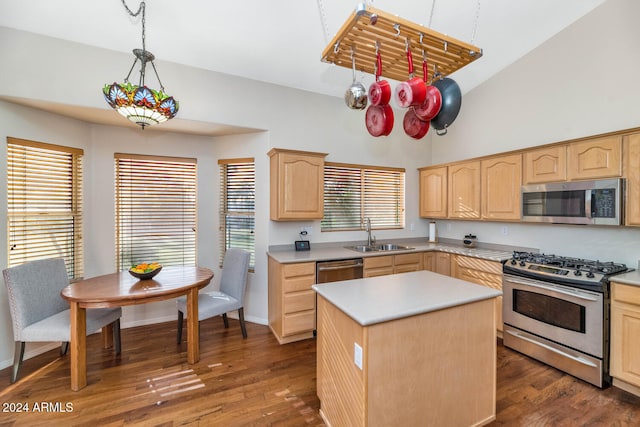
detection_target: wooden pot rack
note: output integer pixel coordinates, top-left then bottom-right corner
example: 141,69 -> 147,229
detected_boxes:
321,3 -> 483,83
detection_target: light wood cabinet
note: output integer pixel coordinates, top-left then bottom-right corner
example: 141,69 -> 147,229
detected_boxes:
481,153 -> 522,221
567,136 -> 622,180
393,253 -> 423,274
364,253 -> 423,277
523,145 -> 567,184
418,166 -> 447,218
363,255 -> 394,278
448,160 -> 481,219
624,133 -> 640,226
424,252 -> 452,276
268,257 -> 316,344
268,148 -> 327,221
451,255 -> 503,333
610,282 -> 640,396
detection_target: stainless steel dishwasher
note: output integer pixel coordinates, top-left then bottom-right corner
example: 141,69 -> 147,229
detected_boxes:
316,258 -> 364,283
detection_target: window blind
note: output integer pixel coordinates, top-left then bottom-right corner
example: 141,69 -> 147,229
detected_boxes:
219,159 -> 255,270
7,137 -> 84,279
115,153 -> 197,271
322,162 -> 405,231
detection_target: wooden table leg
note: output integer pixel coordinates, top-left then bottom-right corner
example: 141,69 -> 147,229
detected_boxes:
69,302 -> 87,391
186,287 -> 200,364
101,324 -> 114,349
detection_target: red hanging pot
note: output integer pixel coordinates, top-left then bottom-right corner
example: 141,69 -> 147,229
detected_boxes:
368,51 -> 391,106
403,108 -> 430,139
413,60 -> 442,121
394,49 -> 426,108
366,104 -> 394,137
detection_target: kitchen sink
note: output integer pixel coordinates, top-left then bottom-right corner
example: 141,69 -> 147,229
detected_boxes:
344,244 -> 415,253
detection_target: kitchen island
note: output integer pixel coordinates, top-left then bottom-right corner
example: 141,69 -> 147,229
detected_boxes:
312,270 -> 501,427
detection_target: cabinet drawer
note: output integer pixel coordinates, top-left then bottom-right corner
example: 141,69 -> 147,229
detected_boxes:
283,262 -> 316,278
283,310 -> 315,336
365,255 -> 394,269
284,290 -> 316,313
283,275 -> 314,293
454,255 -> 502,275
612,283 -> 640,306
394,253 -> 422,266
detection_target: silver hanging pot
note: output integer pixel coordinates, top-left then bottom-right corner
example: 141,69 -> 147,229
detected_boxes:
344,53 -> 368,110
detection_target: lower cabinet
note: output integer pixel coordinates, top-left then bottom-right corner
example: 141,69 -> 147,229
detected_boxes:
363,253 -> 424,277
451,255 -> 503,334
424,251 -> 451,276
268,257 -> 316,344
610,282 -> 640,396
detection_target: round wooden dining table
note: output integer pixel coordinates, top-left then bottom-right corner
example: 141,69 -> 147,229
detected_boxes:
61,266 -> 214,391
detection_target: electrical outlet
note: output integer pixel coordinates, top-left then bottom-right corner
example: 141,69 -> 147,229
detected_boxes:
501,226 -> 509,236
446,223 -> 452,232
410,222 -> 415,231
354,343 -> 363,370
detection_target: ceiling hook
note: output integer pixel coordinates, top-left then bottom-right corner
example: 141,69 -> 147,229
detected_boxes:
334,41 -> 340,54
393,23 -> 401,37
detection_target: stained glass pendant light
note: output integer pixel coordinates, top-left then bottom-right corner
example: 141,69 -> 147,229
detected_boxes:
103,1 -> 178,129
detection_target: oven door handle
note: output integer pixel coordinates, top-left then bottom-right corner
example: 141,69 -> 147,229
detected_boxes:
506,277 -> 599,302
506,330 -> 598,368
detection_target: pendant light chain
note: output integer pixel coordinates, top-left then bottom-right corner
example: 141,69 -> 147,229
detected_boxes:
121,0 -> 146,51
316,0 -> 330,45
470,0 -> 481,44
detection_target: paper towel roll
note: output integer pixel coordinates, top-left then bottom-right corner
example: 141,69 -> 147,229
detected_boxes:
428,222 -> 437,242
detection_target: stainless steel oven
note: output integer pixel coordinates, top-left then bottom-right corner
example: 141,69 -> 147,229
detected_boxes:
502,251 -> 629,388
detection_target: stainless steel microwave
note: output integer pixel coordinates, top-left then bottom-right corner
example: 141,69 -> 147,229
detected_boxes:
521,178 -> 623,225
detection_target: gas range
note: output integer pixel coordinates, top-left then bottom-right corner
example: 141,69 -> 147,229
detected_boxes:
503,251 -> 629,292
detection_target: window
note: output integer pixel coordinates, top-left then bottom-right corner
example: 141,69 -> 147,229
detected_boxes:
115,153 -> 197,271
219,158 -> 255,270
7,137 -> 84,279
322,162 -> 405,231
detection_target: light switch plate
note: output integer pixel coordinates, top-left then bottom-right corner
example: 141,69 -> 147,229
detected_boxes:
354,343 -> 363,370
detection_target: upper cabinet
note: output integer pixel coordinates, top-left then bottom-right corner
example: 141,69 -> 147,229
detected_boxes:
523,145 -> 567,184
418,166 -> 447,218
268,148 -> 327,221
567,136 -> 622,180
624,133 -> 640,226
481,154 -> 522,221
448,161 -> 481,219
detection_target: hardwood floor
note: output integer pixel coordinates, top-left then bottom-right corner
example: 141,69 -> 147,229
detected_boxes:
0,319 -> 639,426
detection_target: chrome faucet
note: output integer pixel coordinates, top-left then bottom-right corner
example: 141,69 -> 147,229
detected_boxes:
365,217 -> 375,247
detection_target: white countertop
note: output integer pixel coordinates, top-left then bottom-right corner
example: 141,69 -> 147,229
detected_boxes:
610,270 -> 640,287
312,270 -> 502,326
268,242 -> 512,264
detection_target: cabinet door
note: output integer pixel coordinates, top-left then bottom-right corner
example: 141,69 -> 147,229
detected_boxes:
364,255 -> 394,278
481,154 -> 522,221
423,252 -> 436,272
567,136 -> 622,180
624,133 -> 640,226
435,252 -> 451,276
523,145 -> 567,184
610,283 -> 640,387
448,161 -> 481,219
419,166 -> 447,218
269,149 -> 326,220
393,253 -> 423,274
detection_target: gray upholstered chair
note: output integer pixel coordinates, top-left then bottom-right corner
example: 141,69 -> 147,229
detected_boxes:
3,258 -> 122,383
176,248 -> 250,343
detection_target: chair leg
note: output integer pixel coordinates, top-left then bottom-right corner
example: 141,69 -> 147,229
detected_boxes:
177,310 -> 184,344
222,313 -> 229,328
238,308 -> 248,339
61,342 -> 69,356
11,342 -> 25,384
113,319 -> 121,355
